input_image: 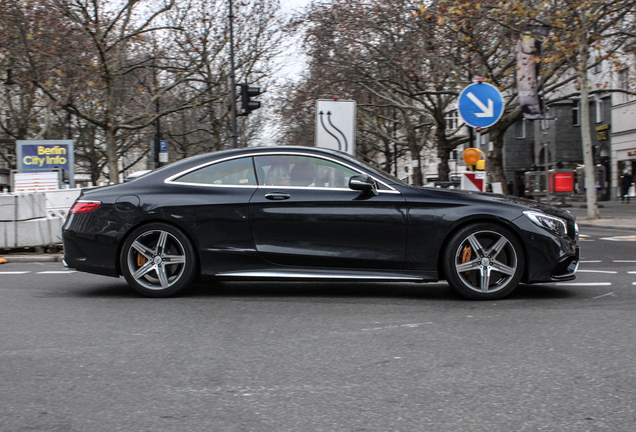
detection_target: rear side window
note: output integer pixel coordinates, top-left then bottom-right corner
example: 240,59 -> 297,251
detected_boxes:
174,157 -> 256,186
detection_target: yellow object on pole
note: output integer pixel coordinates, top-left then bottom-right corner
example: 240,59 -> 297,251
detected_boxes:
462,148 -> 486,170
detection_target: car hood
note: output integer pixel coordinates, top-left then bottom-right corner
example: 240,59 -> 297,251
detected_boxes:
414,187 -> 576,221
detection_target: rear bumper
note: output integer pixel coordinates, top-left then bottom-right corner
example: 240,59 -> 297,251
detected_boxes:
62,230 -> 120,278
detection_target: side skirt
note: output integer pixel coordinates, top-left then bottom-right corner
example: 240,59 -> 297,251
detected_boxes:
214,268 -> 437,283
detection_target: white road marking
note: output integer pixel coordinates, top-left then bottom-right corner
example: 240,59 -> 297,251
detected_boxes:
593,292 -> 615,299
554,282 -> 612,286
628,271 -> 636,274
36,271 -> 76,274
0,271 -> 31,274
362,323 -> 433,331
580,260 -> 602,263
577,270 -> 617,274
613,260 -> 636,263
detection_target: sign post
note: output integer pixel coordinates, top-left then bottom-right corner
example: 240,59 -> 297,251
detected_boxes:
159,140 -> 169,163
457,81 -> 504,192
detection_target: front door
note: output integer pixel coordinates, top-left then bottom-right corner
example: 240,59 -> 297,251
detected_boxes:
249,154 -> 407,269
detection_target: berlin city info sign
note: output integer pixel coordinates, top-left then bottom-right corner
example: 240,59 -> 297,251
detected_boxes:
17,140 -> 74,171
16,140 -> 75,186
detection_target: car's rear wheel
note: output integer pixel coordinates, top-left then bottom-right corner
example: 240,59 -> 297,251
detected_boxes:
120,223 -> 197,297
443,223 -> 525,300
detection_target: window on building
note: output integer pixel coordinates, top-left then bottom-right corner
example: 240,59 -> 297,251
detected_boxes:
446,110 -> 459,130
619,68 -> 629,103
445,109 -> 459,130
572,100 -> 580,126
593,61 -> 602,75
595,96 -> 603,123
515,119 -> 526,139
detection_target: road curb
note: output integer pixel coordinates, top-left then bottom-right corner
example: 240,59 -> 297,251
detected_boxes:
576,218 -> 636,231
0,255 -> 64,263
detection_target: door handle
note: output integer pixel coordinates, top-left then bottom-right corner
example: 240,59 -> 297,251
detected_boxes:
265,193 -> 291,200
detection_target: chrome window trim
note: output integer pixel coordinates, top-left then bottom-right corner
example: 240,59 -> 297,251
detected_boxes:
164,151 -> 397,192
164,181 -> 258,189
257,185 -> 400,194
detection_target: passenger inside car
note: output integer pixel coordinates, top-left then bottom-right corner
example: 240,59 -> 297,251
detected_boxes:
265,163 -> 291,186
290,162 -> 316,186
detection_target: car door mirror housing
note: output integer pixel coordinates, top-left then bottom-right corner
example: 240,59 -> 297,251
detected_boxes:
349,175 -> 379,196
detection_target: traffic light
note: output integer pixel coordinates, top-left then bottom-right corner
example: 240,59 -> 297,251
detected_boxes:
238,83 -> 262,116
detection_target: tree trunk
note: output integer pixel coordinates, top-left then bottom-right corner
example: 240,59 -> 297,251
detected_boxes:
578,20 -> 599,219
105,127 -> 119,184
435,125 -> 452,182
488,129 -> 508,194
409,147 -> 423,186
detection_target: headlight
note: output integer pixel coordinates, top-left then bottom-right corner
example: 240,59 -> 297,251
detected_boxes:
523,210 -> 568,237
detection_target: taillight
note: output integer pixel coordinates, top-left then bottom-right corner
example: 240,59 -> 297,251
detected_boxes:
69,200 -> 101,214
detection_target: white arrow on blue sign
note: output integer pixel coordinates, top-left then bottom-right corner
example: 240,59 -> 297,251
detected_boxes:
458,83 -> 504,128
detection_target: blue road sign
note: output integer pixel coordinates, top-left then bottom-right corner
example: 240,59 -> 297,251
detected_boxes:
458,83 -> 504,128
160,140 -> 168,152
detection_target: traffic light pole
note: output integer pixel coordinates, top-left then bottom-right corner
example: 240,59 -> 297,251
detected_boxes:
228,0 -> 239,149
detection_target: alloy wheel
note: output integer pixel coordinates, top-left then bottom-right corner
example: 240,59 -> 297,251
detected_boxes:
126,229 -> 187,290
453,230 -> 518,294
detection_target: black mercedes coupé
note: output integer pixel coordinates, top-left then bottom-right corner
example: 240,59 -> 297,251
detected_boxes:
62,146 -> 579,300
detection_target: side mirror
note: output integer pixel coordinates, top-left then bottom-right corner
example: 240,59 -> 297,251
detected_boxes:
349,175 -> 379,196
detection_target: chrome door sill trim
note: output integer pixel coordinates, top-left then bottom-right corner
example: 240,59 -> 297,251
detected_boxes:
216,271 -> 423,281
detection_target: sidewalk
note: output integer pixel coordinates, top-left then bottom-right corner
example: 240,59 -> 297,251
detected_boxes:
0,199 -> 634,264
564,199 -> 636,230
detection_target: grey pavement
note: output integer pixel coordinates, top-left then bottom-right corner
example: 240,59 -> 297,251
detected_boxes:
1,198 -> 634,263
564,198 -> 636,229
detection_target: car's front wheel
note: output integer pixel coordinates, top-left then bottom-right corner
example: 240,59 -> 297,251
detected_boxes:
120,223 -> 197,297
443,223 -> 525,300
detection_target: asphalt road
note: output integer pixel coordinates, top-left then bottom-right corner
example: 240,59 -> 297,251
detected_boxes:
1,226 -> 635,432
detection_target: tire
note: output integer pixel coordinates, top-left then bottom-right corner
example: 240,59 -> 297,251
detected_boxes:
120,222 -> 197,297
443,222 -> 525,300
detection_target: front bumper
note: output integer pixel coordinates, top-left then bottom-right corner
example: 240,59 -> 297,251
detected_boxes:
513,216 -> 580,284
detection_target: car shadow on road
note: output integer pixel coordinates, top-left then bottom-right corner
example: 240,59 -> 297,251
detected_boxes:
183,280 -> 576,302
71,279 -> 576,302
507,284 -> 575,300
73,280 -> 141,298
186,281 -> 457,302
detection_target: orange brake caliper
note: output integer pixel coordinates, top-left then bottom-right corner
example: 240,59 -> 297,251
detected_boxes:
137,253 -> 147,267
461,246 -> 472,276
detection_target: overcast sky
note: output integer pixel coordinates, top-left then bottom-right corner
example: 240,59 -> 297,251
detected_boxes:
281,0 -> 310,12
276,0 -> 311,80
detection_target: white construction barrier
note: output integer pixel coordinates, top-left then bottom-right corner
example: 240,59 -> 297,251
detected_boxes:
0,189 -> 81,248
0,193 -> 46,221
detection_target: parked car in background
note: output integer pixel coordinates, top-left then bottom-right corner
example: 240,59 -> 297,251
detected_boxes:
123,170 -> 152,182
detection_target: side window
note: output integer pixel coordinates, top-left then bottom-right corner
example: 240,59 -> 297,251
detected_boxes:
174,157 -> 256,186
254,155 -> 359,188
